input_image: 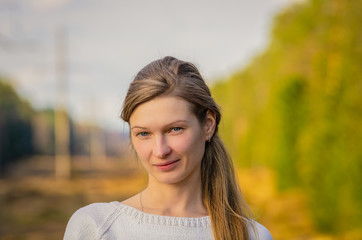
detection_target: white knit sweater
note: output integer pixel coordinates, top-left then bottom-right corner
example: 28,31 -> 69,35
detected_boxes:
63,202 -> 273,240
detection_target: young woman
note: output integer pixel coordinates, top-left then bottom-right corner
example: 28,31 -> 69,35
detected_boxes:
64,56 -> 273,240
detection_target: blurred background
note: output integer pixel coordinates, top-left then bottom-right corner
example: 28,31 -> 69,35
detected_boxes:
0,0 -> 361,239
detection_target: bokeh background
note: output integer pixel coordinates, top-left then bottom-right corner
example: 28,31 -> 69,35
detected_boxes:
0,0 -> 361,239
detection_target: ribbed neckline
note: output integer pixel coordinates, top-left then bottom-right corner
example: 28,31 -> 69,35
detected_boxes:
111,201 -> 211,228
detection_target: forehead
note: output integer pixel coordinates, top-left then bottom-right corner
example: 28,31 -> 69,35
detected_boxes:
129,96 -> 197,128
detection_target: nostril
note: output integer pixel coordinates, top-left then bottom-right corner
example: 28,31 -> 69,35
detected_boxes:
153,135 -> 172,158
154,144 -> 171,159
154,147 -> 171,158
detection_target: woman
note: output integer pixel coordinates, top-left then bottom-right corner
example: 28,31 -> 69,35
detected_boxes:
64,56 -> 273,240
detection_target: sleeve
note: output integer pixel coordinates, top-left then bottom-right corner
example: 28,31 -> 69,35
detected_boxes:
249,220 -> 273,240
63,204 -> 102,240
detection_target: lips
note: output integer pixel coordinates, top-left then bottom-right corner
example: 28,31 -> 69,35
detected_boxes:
153,159 -> 180,171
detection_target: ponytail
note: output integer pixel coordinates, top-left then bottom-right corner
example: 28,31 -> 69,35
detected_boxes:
202,134 -> 253,240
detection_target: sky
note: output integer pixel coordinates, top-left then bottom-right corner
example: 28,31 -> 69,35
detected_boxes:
0,0 -> 295,131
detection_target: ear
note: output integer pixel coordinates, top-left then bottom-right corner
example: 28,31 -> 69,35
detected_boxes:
204,110 -> 216,141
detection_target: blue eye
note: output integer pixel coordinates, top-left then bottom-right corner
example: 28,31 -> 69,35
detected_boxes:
169,127 -> 184,134
172,127 -> 182,131
138,132 -> 149,137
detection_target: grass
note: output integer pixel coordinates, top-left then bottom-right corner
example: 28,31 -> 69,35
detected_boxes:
0,156 -> 360,239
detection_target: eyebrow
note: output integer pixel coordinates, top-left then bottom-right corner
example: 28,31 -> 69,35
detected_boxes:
131,120 -> 189,130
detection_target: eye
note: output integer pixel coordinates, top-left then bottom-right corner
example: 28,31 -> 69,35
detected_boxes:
137,132 -> 149,137
169,127 -> 184,134
172,127 -> 182,132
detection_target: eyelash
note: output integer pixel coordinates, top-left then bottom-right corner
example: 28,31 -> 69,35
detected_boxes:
170,127 -> 183,132
138,132 -> 149,137
135,127 -> 184,138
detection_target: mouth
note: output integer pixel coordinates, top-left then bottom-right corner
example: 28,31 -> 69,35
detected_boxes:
153,159 -> 180,171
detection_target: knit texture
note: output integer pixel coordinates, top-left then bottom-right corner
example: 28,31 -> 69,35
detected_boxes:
63,202 -> 273,240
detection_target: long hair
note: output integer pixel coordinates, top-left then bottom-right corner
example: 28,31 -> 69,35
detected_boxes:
121,56 -> 253,240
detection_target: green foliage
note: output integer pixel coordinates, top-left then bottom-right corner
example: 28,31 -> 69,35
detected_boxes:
275,77 -> 307,189
211,0 -> 361,234
0,78 -> 34,176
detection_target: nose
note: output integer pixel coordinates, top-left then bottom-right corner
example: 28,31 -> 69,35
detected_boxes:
153,135 -> 171,159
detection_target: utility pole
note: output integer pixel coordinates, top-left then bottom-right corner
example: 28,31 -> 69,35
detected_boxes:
54,27 -> 71,179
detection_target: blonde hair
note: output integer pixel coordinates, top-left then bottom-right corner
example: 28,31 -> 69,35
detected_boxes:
121,56 -> 253,240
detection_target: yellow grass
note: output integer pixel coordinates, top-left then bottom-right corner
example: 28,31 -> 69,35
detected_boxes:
0,157 -> 360,239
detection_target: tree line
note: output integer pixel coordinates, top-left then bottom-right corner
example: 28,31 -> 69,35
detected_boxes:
0,79 -> 127,177
0,79 -> 34,176
211,0 -> 361,234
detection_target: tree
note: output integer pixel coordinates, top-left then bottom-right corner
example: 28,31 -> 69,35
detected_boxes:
0,79 -> 34,176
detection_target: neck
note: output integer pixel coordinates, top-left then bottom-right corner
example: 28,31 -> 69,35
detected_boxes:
141,173 -> 207,217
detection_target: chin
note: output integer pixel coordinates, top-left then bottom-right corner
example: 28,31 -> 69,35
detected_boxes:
154,176 -> 183,185
151,172 -> 187,185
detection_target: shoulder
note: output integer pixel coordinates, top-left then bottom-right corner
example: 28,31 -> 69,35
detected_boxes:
63,202 -> 118,240
248,220 -> 273,240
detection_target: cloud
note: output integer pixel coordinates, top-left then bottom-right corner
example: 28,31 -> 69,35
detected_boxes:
1,0 -> 294,130
28,0 -> 73,12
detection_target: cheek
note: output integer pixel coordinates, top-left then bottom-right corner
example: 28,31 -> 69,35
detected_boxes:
173,133 -> 205,160
132,140 -> 152,162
